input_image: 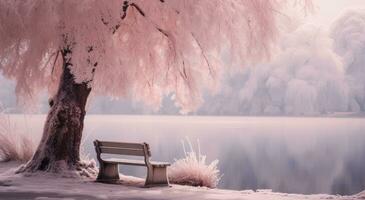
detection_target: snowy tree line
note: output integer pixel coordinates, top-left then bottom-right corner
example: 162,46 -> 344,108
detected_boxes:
199,9 -> 365,116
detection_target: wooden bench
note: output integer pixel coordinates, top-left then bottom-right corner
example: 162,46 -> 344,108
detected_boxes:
93,140 -> 170,187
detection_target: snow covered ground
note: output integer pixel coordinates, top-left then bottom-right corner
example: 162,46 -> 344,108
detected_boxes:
0,162 -> 364,200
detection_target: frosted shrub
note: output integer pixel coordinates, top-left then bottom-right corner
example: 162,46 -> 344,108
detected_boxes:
168,139 -> 221,188
0,111 -> 36,162
76,137 -> 98,178
76,156 -> 98,178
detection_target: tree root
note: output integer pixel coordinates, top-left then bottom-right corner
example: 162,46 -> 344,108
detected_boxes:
15,159 -> 98,179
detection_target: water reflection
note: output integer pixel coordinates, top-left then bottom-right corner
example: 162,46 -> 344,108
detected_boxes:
9,115 -> 365,195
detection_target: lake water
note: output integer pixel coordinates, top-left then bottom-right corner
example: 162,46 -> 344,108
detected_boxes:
7,115 -> 365,195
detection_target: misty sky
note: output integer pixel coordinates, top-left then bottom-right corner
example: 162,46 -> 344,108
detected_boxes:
307,0 -> 364,24
311,0 -> 365,23
1,1 -> 365,115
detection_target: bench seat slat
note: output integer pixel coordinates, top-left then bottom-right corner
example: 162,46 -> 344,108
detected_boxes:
102,158 -> 170,167
150,161 -> 171,167
103,158 -> 147,166
100,147 -> 145,156
98,141 -> 144,149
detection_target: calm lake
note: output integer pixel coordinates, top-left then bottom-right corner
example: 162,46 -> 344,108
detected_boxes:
8,115 -> 365,195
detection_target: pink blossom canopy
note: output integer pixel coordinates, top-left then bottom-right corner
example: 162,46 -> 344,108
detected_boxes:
0,0 -> 308,113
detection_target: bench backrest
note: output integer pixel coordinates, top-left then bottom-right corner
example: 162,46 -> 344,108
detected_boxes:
93,140 -> 152,163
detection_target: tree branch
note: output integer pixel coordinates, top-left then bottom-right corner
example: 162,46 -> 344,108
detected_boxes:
51,50 -> 60,76
191,33 -> 214,77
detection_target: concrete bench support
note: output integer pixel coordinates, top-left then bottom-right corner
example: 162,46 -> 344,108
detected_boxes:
145,165 -> 169,187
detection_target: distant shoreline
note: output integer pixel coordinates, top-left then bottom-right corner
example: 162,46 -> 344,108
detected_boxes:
3,112 -> 365,118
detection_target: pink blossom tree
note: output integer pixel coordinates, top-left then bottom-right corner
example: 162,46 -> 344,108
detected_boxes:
0,0 -> 310,173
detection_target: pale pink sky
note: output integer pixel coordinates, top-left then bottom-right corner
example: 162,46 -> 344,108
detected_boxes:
307,0 -> 365,24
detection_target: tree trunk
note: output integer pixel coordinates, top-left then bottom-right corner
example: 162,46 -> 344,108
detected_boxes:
18,48 -> 91,173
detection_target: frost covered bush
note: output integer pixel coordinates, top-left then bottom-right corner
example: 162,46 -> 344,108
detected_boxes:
0,111 -> 35,162
76,158 -> 98,178
76,137 -> 98,178
168,139 -> 221,188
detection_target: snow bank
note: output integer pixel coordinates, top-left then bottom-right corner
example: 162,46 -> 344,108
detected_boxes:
0,161 -> 362,200
168,139 -> 221,188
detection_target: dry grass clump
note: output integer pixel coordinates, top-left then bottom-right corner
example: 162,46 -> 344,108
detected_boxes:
168,139 -> 221,188
0,111 -> 36,162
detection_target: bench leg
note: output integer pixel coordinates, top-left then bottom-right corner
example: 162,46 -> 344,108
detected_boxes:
97,162 -> 120,183
145,166 -> 169,187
